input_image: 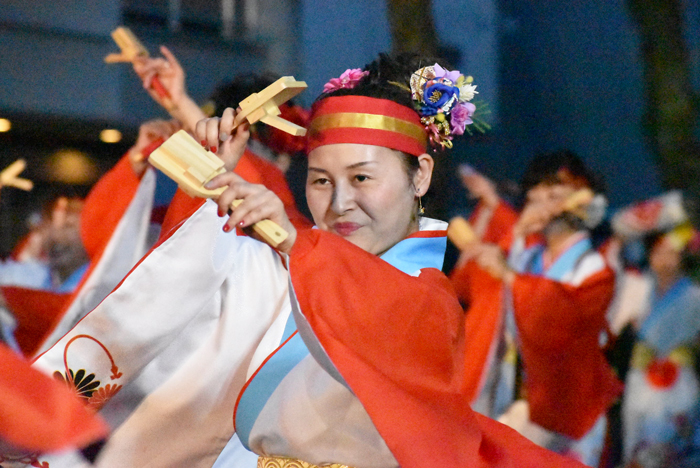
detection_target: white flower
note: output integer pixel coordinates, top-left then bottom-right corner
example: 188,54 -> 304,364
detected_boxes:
458,83 -> 478,102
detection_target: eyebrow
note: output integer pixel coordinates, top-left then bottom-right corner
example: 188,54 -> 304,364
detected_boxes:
308,161 -> 377,174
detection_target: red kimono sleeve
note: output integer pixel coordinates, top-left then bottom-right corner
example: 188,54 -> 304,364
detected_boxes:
80,154 -> 143,261
0,343 -> 107,453
511,269 -> 623,439
7,156 -> 146,357
1,287 -> 71,357
449,261 -> 508,401
469,201 -> 542,252
289,229 -> 584,468
470,200 -> 518,249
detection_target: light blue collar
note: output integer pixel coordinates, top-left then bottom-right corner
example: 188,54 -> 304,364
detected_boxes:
529,235 -> 592,281
46,262 -> 89,293
379,219 -> 447,275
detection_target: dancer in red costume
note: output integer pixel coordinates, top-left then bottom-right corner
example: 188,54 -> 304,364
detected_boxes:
451,151 -> 621,467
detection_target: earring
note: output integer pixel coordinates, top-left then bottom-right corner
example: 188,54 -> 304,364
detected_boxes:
418,196 -> 425,216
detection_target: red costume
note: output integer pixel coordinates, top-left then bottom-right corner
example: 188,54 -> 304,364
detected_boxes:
451,200 -> 622,439
0,343 -> 106,454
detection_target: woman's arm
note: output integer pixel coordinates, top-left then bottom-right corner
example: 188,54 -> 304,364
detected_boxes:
132,46 -> 207,132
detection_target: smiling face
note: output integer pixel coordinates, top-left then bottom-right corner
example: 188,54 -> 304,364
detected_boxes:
306,143 -> 432,255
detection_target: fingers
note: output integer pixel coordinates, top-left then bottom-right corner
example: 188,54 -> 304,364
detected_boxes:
204,170 -> 243,190
168,119 -> 183,133
219,107 -> 236,142
194,118 -> 219,151
474,244 -> 509,280
206,118 -> 223,153
134,58 -> 169,81
193,114 -> 233,152
209,176 -> 282,234
227,190 -> 284,233
455,243 -> 482,267
224,122 -> 250,162
193,112 -> 249,171
160,46 -> 183,73
141,119 -> 172,136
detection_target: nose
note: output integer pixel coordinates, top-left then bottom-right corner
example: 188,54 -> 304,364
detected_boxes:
330,182 -> 355,215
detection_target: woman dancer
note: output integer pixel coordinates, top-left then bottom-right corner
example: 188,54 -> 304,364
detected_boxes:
30,54 -> 583,467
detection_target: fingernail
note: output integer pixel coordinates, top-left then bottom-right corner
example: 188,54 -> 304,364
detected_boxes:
217,208 -> 223,217
238,220 -> 245,227
219,132 -> 230,142
201,140 -> 207,147
210,146 -> 217,153
223,224 -> 231,232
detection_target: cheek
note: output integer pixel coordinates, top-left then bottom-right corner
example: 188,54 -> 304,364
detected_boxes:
362,185 -> 414,223
305,187 -> 330,224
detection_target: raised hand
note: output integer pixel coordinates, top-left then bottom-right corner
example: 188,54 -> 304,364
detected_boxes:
204,171 -> 297,253
458,164 -> 499,209
472,243 -> 515,284
132,46 -> 186,108
194,107 -> 250,172
132,46 -> 206,130
128,119 -> 181,176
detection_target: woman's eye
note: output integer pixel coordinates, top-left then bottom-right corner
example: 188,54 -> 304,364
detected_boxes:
312,178 -> 330,185
354,174 -> 369,182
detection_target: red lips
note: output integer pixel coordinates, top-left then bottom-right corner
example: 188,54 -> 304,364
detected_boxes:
333,222 -> 361,236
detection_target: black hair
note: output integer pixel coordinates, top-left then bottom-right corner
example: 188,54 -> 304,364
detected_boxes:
210,73 -> 306,154
520,149 -> 606,195
210,73 -> 282,116
640,230 -> 699,274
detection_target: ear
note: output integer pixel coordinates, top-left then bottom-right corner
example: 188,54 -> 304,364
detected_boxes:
413,153 -> 434,197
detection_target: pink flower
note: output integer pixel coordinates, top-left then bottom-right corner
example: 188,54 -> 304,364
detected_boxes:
450,102 -> 476,135
323,68 -> 369,93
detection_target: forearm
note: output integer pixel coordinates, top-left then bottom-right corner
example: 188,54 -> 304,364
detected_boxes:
170,94 -> 207,133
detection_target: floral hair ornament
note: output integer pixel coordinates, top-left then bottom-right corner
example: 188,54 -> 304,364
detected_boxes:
323,68 -> 370,93
409,63 -> 481,149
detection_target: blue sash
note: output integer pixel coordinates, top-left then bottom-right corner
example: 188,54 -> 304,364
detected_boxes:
527,236 -> 593,281
639,276 -> 700,354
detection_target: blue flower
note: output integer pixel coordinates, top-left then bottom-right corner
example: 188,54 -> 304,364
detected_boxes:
420,81 -> 460,116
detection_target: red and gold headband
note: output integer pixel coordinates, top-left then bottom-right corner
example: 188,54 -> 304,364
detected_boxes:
306,95 -> 428,157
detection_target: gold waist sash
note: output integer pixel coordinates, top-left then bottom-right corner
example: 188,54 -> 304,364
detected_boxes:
257,456 -> 354,468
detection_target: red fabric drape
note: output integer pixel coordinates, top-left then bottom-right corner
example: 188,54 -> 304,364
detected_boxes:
289,229 -> 584,467
0,343 -> 107,452
1,287 -> 71,357
511,270 -> 623,438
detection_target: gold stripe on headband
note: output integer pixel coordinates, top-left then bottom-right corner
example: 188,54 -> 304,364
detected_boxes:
309,112 -> 427,147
